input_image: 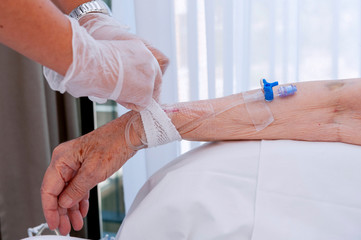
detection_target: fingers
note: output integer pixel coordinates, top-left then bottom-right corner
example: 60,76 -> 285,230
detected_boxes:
58,207 -> 71,236
146,44 -> 169,75
43,190 -> 89,235
79,192 -> 90,217
59,168 -> 95,209
54,194 -> 90,235
41,142 -> 87,234
41,164 -> 66,230
41,112 -> 138,235
67,193 -> 90,232
68,204 -> 84,231
80,13 -> 170,109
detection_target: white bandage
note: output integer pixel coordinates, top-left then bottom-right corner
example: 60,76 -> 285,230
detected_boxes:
140,99 -> 181,148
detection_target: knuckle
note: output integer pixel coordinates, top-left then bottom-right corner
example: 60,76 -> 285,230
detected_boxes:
40,185 -> 47,195
52,142 -> 68,159
68,181 -> 86,198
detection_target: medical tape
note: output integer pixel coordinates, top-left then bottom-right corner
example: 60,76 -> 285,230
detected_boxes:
242,90 -> 274,131
139,99 -> 181,148
163,90 -> 273,136
163,101 -> 215,137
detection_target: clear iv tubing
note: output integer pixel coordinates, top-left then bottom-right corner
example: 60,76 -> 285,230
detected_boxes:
125,113 -> 148,150
175,98 -> 245,134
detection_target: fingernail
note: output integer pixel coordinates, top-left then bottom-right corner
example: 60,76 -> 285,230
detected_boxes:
60,195 -> 73,208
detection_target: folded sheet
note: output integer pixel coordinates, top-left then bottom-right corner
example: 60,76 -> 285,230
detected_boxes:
114,140 -> 361,239
252,140 -> 361,240
117,141 -> 261,240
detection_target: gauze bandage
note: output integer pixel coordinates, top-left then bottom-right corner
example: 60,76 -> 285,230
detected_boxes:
44,16 -> 161,110
139,99 -> 182,148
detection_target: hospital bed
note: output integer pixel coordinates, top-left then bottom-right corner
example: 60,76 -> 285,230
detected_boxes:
24,140 -> 361,240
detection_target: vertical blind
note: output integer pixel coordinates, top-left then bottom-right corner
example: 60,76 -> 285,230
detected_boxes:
114,0 -> 361,211
174,0 -> 361,97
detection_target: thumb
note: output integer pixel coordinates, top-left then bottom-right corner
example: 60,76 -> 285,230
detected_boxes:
58,171 -> 95,209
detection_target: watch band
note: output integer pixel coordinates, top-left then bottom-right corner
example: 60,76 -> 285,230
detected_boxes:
69,0 -> 112,20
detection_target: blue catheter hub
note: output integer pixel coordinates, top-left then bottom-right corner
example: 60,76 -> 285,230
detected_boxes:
262,79 -> 279,101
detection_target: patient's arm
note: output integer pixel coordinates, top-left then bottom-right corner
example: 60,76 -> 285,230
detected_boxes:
42,78 -> 361,235
167,78 -> 361,145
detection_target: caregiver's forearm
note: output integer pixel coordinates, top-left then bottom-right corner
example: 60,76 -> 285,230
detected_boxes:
169,79 -> 361,145
0,0 -> 73,75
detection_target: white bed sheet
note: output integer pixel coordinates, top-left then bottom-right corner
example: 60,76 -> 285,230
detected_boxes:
117,141 -> 260,240
24,140 -> 361,239
252,140 -> 361,240
116,140 -> 361,240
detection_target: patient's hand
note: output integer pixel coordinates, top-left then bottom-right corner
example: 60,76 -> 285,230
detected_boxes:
41,111 -> 142,235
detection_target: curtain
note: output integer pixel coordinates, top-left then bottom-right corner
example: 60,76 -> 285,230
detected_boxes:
117,0 -> 361,211
113,0 -> 181,212
0,45 -> 81,239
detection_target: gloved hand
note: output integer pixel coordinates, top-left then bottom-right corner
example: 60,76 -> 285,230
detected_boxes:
41,111 -> 143,235
78,13 -> 170,108
78,13 -> 169,74
44,16 -> 166,111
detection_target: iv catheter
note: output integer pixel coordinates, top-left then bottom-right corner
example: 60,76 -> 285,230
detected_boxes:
260,78 -> 297,101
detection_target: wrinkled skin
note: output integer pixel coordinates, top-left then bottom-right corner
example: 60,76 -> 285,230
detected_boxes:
41,111 -> 141,235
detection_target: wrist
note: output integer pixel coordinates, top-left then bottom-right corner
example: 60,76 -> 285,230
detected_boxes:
124,112 -> 147,150
69,0 -> 111,20
52,0 -> 90,14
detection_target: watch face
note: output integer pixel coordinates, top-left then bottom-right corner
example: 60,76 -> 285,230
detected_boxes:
70,0 -> 111,20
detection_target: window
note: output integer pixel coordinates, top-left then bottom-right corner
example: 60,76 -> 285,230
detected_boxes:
94,1 -> 127,237
95,100 -> 125,237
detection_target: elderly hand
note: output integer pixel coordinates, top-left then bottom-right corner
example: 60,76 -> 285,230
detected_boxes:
41,111 -> 143,235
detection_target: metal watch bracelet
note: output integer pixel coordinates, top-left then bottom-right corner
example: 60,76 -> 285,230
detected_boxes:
69,0 -> 112,20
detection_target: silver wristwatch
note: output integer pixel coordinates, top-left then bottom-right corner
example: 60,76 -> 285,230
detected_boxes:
69,0 -> 112,20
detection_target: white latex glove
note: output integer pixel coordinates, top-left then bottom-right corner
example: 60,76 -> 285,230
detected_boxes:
44,16 -> 162,111
78,13 -> 169,109
78,13 -> 169,75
